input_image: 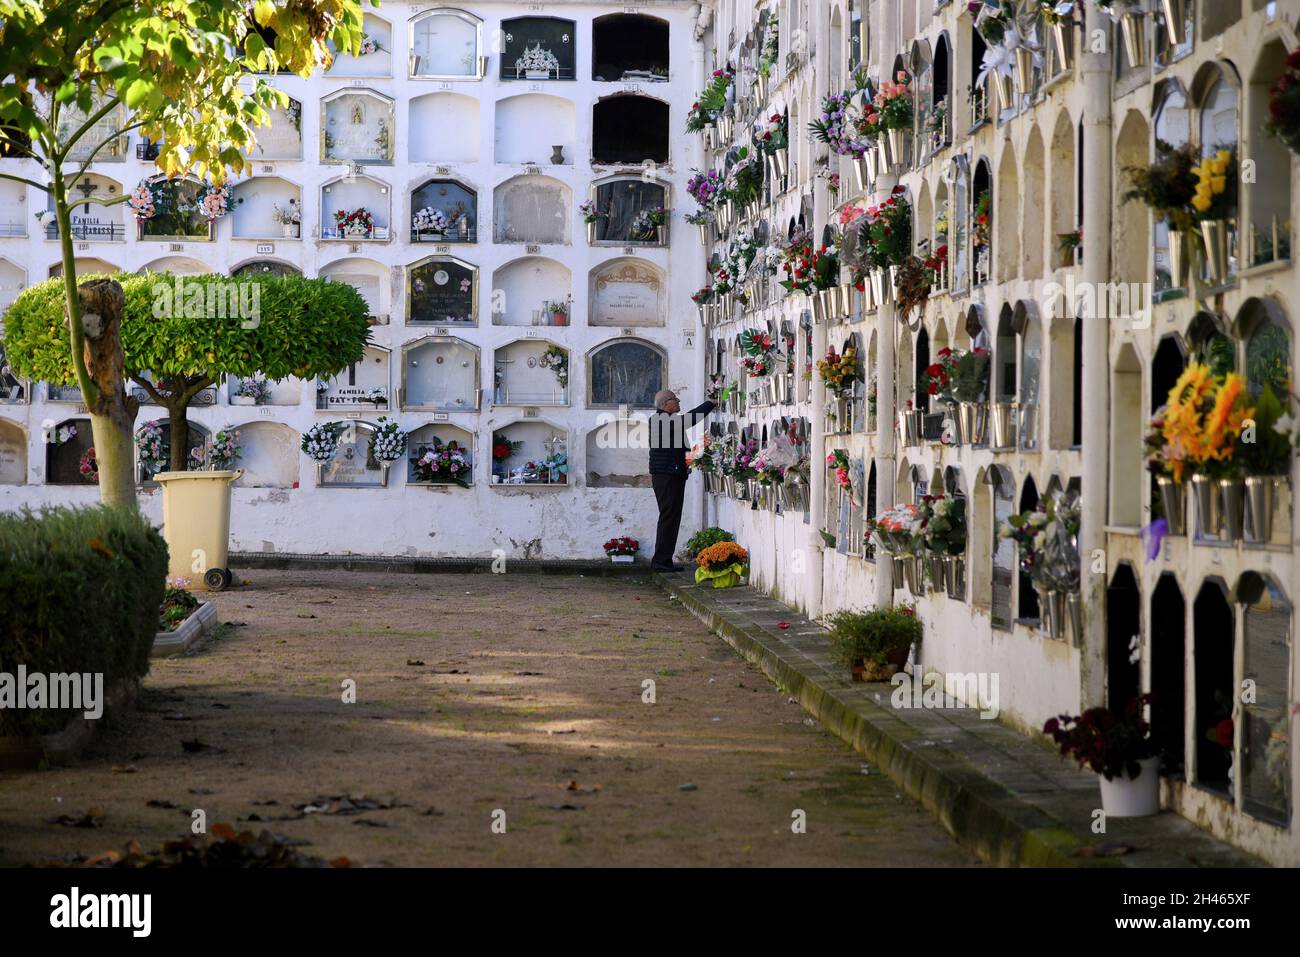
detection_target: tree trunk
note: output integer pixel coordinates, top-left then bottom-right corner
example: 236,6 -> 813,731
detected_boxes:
71,279 -> 138,507
168,398 -> 189,472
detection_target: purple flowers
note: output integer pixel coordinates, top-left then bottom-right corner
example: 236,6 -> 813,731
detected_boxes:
687,168 -> 724,209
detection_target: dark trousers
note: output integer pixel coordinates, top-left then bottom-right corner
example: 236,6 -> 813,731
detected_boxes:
651,473 -> 687,568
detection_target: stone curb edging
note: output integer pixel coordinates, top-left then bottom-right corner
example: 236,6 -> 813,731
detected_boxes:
655,572 -> 1091,868
230,552 -> 649,577
152,601 -> 218,657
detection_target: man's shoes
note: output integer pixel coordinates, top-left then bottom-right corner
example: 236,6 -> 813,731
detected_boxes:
652,563 -> 685,573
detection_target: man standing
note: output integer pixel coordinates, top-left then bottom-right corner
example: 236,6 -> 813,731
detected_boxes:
648,388 -> 716,571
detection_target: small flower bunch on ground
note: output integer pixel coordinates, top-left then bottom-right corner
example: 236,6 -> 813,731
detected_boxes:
302,422 -> 342,463
159,576 -> 200,632
368,417 -> 408,465
684,526 -> 734,558
603,536 -> 639,557
1043,694 -> 1157,782
694,540 -> 749,588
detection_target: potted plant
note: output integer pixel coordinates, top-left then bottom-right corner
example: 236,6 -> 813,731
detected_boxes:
683,526 -> 734,560
230,377 -> 271,406
694,540 -> 749,588
579,199 -> 608,244
827,605 -> 921,682
1043,695 -> 1161,817
271,199 -> 300,238
547,295 -> 571,327
922,346 -> 991,446
604,536 -> 639,563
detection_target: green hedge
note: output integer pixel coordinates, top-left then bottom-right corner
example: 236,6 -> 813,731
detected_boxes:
0,505 -> 167,737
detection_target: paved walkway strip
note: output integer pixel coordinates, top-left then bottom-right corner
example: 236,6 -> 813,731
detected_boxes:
653,571 -> 1263,868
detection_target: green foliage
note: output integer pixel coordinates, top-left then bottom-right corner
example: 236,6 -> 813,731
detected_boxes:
159,584 -> 199,632
1242,383 -> 1293,477
826,606 -> 922,669
1122,140 -> 1199,233
2,273 -> 372,386
0,505 -> 167,737
684,526 -> 735,558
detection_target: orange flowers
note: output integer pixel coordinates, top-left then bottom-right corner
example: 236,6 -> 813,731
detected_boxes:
1155,363 -> 1254,481
695,540 -> 749,571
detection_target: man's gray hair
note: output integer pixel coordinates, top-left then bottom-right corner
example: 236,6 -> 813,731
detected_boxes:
654,389 -> 676,411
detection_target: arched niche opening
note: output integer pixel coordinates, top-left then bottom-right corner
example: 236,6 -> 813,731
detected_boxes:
40,174 -> 124,243
138,256 -> 211,276
494,94 -> 576,166
1110,342 -> 1144,527
493,174 -> 571,244
0,419 -> 26,482
231,176 -> 302,240
316,344 -> 390,412
327,12 -> 393,77
1016,476 -> 1041,623
996,144 -> 1019,281
137,177 -> 212,241
500,16 -> 576,81
994,304 -> 1016,406
135,419 -> 207,483
231,421 -> 299,489
1237,571 -> 1292,824
49,257 -> 117,279
230,259 -> 301,279
409,93 -> 479,163
406,255 -> 477,326
1106,564 -> 1142,714
490,420 -> 569,485
1015,301 -> 1042,448
1193,578 -> 1235,796
317,421 -> 388,488
45,417 -> 96,485
586,416 -> 651,488
1021,125 -> 1046,277
593,14 -> 669,82
1236,297 -> 1292,401
586,338 -> 666,409
319,257 -> 392,324
988,465 -> 1015,627
320,89 -> 395,165
401,335 -> 481,412
320,173 -> 391,241
1150,574 -> 1186,776
591,94 -> 669,165
589,177 -> 669,244
248,96 -> 303,160
409,8 -> 484,79
1049,110 -> 1077,267
0,256 -> 28,313
407,423 -> 475,487
1114,110 -> 1151,287
410,178 -> 478,244
493,340 -> 568,407
588,258 -> 666,327
1249,41 -> 1294,266
490,256 -> 571,327
972,158 -> 992,285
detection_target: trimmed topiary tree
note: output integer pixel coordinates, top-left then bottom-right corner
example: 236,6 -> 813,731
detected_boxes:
3,273 -> 373,471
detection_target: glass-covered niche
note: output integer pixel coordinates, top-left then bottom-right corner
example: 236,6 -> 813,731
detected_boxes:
587,339 -> 665,408
490,420 -> 568,485
493,340 -> 569,407
500,17 -> 576,80
318,421 -> 388,487
410,179 -> 477,243
407,256 -> 477,325
321,89 -> 395,165
320,174 -> 391,240
401,336 -> 481,412
248,97 -> 303,160
590,179 -> 668,244
137,178 -> 213,241
493,175 -> 571,244
317,345 -> 390,411
410,8 -> 484,79
1239,573 -> 1292,825
55,97 -> 128,162
327,13 -> 393,77
407,423 -> 474,486
45,418 -> 95,485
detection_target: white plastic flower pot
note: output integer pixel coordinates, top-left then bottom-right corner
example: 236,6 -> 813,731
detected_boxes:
1098,757 -> 1161,817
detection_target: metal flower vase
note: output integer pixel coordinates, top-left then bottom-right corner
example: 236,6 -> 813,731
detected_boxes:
1191,475 -> 1221,538
1244,476 -> 1278,544
1120,11 -> 1147,68
1200,220 -> 1231,284
1218,478 -> 1246,541
1156,477 -> 1186,536
988,402 -> 1017,450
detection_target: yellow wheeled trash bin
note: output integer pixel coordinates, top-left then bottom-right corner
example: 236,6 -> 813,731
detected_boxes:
154,470 -> 244,592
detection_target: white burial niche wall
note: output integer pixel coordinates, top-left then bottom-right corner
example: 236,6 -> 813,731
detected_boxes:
400,336 -> 481,412
490,420 -> 569,487
317,345 -> 390,412
231,421 -> 300,489
409,93 -> 479,163
320,174 -> 390,241
493,175 -> 570,245
406,423 -> 475,487
588,258 -> 666,327
230,177 -> 302,240
321,89 -> 394,165
494,94 -> 576,166
491,256 -> 571,326
0,419 -> 27,484
319,257 -> 392,323
492,340 -> 569,407
247,96 -> 302,160
317,421 -> 388,488
326,12 -> 393,78
406,255 -> 477,325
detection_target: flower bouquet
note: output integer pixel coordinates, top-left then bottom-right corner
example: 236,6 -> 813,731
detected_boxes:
232,377 -> 273,405
333,206 -> 375,239
1000,492 -> 1081,594
694,540 -> 749,589
816,345 -> 860,397
872,503 -> 925,556
368,417 -> 408,467
686,169 -> 725,209
205,428 -> 242,471
578,199 -> 608,224
302,422 -> 342,463
79,446 -> 99,483
412,439 -> 471,487
413,206 -> 451,236
686,434 -> 717,475
739,327 -> 782,378
1044,694 -> 1160,816
604,536 -> 639,562
540,345 -> 569,388
198,183 -> 240,222
135,420 -> 168,477
1266,47 -> 1300,155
